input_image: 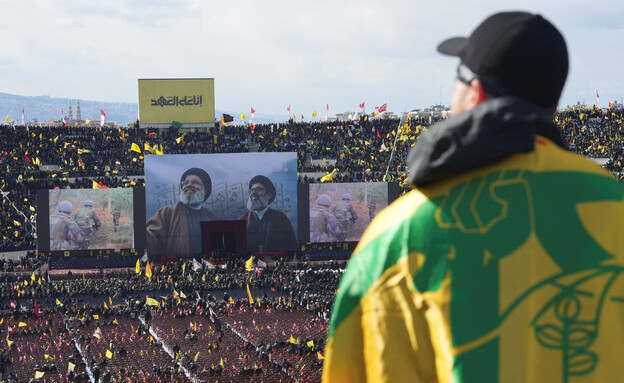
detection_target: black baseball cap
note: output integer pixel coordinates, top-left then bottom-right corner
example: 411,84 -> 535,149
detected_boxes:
437,11 -> 568,110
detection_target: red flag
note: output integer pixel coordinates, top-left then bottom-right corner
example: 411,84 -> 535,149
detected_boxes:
10,301 -> 16,309
34,299 -> 39,317
98,181 -> 109,189
359,102 -> 365,109
251,107 -> 256,117
376,129 -> 381,138
376,103 -> 387,112
326,104 -> 329,110
287,106 -> 290,112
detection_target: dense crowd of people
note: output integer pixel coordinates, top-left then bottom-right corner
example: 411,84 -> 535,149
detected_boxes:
1,106 -> 623,252
0,257 -> 342,382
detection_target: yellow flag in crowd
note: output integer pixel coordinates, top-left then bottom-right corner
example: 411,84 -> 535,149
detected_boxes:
321,168 -> 338,183
240,113 -> 246,121
135,259 -> 141,274
56,298 -> 63,306
194,351 -> 201,362
245,255 -> 253,271
68,362 -> 75,372
146,297 -> 159,307
92,180 -> 100,189
312,111 -> 317,117
145,262 -> 152,279
144,142 -> 152,152
106,350 -> 113,359
317,351 -> 324,360
35,371 -> 44,379
6,337 -> 12,348
31,272 -> 35,282
130,143 -> 141,153
180,291 -> 187,299
289,335 -> 299,344
246,283 -> 254,304
307,340 -> 314,348
18,322 -> 27,327
220,357 -> 225,367
5,115 -> 9,123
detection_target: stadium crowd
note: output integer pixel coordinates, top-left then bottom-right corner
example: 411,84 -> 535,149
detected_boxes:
1,106 -> 623,253
0,257 -> 342,382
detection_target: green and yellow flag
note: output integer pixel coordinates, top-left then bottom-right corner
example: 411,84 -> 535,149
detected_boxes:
323,137 -> 624,383
146,297 -> 159,307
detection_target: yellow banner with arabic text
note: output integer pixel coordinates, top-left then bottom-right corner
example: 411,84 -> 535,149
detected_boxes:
138,78 -> 215,124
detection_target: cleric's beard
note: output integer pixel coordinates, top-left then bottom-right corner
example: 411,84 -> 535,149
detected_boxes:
180,189 -> 205,207
247,193 -> 269,212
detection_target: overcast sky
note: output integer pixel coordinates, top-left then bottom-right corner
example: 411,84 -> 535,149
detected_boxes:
1,0 -> 623,117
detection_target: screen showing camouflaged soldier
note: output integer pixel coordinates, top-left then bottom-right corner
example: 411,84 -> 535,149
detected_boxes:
332,193 -> 358,239
310,194 -> 344,242
74,200 -> 101,244
50,201 -> 87,250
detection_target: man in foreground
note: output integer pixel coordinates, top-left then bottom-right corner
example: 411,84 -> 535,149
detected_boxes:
146,168 -> 219,258
324,11 -> 624,382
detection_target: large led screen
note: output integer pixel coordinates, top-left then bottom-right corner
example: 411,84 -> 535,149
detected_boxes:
48,188 -> 135,251
308,183 -> 388,243
145,152 -> 298,257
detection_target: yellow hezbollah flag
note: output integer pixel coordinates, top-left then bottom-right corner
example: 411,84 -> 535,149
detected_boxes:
135,259 -> 141,274
130,143 -> 141,153
246,283 -> 254,304
289,335 -> 299,344
92,180 -> 100,189
106,349 -> 113,359
145,262 -> 152,279
35,371 -> 44,379
321,168 -> 338,183
146,297 -> 159,307
245,255 -> 253,271
323,137 -> 624,383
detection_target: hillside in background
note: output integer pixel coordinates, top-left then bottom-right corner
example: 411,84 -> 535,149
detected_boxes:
0,92 -> 288,126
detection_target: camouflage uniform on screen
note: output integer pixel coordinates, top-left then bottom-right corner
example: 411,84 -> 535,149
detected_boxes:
74,200 -> 101,238
50,201 -> 87,250
112,207 -> 121,232
310,194 -> 344,242
332,194 -> 358,233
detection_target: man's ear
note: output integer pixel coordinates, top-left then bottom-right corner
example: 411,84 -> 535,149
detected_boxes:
467,79 -> 488,107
